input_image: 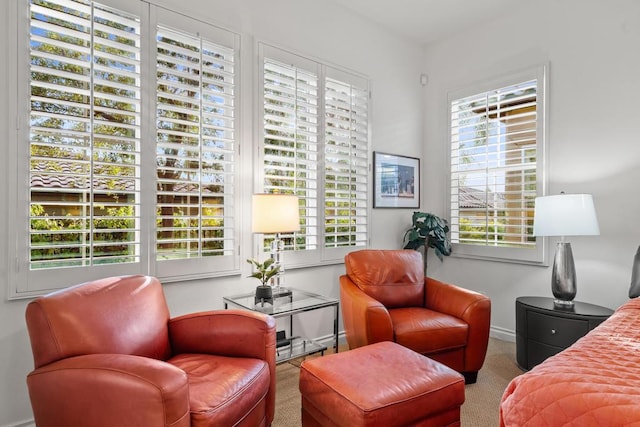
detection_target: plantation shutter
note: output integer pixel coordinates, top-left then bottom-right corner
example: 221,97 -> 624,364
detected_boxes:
28,0 -> 142,279
262,49 -> 319,253
259,44 -> 370,264
324,73 -> 369,249
449,67 -> 546,263
155,12 -> 239,279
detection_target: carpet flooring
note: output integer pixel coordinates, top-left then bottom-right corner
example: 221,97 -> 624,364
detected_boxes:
272,338 -> 523,426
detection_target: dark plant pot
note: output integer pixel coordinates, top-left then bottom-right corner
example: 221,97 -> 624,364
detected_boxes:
255,285 -> 273,300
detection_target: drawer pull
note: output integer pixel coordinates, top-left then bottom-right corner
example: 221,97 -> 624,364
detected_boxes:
551,329 -> 557,335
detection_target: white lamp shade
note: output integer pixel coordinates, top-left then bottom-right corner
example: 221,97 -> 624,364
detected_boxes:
533,193 -> 600,237
252,194 -> 301,233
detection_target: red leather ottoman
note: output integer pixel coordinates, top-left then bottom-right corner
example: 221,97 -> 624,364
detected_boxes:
299,341 -> 465,426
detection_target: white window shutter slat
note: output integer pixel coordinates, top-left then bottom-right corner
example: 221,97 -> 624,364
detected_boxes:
260,45 -> 369,261
155,25 -> 237,268
450,76 -> 541,254
324,77 -> 369,249
29,0 -> 142,271
262,56 -> 319,252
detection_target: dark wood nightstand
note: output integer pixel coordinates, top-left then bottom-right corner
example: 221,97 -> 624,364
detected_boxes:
516,296 -> 613,370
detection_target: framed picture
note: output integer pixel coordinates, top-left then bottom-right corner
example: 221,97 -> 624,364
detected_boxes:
373,152 -> 420,208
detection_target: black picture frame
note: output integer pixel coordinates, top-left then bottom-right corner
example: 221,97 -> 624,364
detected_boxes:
373,152 -> 420,208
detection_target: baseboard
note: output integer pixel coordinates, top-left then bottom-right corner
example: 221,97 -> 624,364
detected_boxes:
1,419 -> 34,427
490,325 -> 515,342
314,327 -> 515,347
312,331 -> 347,349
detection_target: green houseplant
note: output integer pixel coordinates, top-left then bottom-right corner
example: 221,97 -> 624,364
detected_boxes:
403,211 -> 452,274
247,258 -> 281,300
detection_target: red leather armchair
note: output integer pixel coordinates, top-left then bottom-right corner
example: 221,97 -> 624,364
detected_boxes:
25,275 -> 276,427
340,249 -> 491,383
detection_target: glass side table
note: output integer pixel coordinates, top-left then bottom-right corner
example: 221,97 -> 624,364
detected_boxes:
223,287 -> 339,363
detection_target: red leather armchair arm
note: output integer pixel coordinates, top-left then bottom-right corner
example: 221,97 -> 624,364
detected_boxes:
340,275 -> 394,349
168,309 -> 276,359
168,309 -> 276,425
425,277 -> 491,372
27,354 -> 190,427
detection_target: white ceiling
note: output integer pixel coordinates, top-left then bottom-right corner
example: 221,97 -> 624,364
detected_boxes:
329,0 -> 524,45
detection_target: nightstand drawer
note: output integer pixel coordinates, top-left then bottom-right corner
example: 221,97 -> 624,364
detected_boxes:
527,311 -> 589,348
528,340 -> 563,367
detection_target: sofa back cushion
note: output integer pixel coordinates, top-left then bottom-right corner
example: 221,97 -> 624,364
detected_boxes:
344,250 -> 425,308
26,275 -> 172,368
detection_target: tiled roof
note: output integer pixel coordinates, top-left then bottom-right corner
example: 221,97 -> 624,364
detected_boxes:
30,162 -> 222,194
458,187 -> 504,209
30,162 -> 134,191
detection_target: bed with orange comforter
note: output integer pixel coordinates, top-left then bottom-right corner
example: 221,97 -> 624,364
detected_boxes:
500,298 -> 640,426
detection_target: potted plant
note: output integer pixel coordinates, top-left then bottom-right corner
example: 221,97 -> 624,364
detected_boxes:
403,211 -> 452,274
247,258 -> 281,300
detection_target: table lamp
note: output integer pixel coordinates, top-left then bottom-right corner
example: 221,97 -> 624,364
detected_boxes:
252,194 -> 300,292
533,193 -> 600,306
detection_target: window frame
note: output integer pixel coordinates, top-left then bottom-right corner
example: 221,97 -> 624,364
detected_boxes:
446,64 -> 548,265
256,42 -> 371,268
152,8 -> 241,282
8,0 -> 241,299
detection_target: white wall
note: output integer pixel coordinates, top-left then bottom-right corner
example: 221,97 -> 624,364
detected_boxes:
0,0 -> 425,424
423,0 -> 640,336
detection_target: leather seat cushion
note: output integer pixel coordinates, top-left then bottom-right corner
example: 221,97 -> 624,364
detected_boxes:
390,307 -> 468,355
299,341 -> 465,426
168,354 -> 270,426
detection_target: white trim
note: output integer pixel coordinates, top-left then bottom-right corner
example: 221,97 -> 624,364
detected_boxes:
6,0 -> 20,299
313,331 -> 348,349
0,420 -> 35,427
490,325 -> 516,343
314,327 -> 515,348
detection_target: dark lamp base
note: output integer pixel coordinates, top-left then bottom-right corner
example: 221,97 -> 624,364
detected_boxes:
553,298 -> 574,306
551,242 -> 577,304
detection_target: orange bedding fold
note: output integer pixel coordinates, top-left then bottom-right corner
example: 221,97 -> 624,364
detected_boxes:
500,298 -> 640,426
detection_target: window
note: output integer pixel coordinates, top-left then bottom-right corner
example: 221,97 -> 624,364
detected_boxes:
259,44 -> 369,266
12,0 -> 239,297
28,0 -> 142,272
324,77 -> 369,249
448,66 -> 547,264
154,12 -> 239,280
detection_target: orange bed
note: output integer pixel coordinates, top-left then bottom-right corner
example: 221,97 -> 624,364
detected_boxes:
500,298 -> 640,426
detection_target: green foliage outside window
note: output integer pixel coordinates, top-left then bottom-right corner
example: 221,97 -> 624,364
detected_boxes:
30,203 -> 136,268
